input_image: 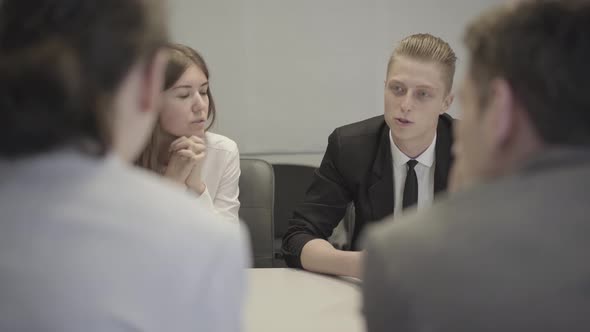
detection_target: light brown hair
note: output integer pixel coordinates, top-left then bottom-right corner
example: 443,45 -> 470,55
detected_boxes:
137,43 -> 216,171
387,33 -> 457,94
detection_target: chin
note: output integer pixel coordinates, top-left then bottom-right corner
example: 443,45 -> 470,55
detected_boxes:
191,130 -> 206,138
177,128 -> 205,138
391,129 -> 418,141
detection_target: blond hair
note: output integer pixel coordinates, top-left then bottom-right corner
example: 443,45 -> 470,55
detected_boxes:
387,33 -> 457,94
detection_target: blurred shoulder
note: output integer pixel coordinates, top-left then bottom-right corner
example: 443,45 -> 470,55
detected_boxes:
109,157 -> 242,242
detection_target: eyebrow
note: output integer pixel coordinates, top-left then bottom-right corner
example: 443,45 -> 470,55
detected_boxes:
172,84 -> 192,90
415,85 -> 436,91
172,81 -> 209,89
388,80 -> 436,91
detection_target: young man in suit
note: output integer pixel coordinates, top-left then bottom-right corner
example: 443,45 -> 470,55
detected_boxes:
283,33 -> 456,278
363,1 -> 590,331
0,1 -> 248,330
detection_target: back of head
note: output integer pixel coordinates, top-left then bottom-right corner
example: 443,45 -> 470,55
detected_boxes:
464,0 -> 590,146
0,0 -> 167,158
388,33 -> 457,94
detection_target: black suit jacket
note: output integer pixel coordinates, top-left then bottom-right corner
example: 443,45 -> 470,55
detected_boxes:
282,114 -> 455,268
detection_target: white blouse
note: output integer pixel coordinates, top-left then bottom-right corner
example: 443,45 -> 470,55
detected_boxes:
194,132 -> 241,223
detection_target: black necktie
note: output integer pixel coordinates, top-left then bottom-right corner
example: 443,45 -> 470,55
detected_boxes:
402,160 -> 418,209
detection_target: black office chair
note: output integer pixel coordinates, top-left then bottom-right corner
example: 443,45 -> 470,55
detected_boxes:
273,164 -> 356,263
272,164 -> 316,264
238,158 -> 275,268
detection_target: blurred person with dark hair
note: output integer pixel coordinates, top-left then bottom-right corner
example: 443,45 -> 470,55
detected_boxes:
363,1 -> 590,331
0,1 -> 249,331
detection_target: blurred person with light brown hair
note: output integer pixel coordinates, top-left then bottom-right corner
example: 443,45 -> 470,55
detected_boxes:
363,1 -> 590,331
282,33 -> 457,278
0,1 -> 248,331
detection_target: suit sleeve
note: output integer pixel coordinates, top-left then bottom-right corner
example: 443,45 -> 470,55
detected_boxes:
281,129 -> 353,268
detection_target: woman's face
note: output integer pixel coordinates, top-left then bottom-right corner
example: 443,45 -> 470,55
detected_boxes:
159,65 -> 210,138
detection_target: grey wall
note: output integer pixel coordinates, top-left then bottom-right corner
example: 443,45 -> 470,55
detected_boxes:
169,0 -> 502,165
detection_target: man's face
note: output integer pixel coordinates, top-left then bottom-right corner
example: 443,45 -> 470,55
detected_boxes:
384,56 -> 452,148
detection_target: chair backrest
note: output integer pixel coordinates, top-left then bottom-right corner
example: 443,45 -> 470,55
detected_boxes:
272,164 -> 316,237
238,158 -> 275,268
272,164 -> 316,258
273,164 -> 357,254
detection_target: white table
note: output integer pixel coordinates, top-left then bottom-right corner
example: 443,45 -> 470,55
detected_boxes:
245,268 -> 365,332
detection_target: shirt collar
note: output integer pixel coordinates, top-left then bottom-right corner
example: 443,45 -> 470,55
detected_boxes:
389,130 -> 437,168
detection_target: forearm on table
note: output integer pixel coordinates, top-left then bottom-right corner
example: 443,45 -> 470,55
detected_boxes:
301,239 -> 362,278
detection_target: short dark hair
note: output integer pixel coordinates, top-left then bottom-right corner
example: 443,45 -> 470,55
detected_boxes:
464,0 -> 590,146
0,0 -> 167,158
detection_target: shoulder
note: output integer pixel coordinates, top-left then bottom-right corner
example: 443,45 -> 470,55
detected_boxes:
109,163 -> 250,284
205,132 -> 239,155
326,116 -> 387,166
333,115 -> 387,139
439,113 -> 455,132
107,158 -> 242,243
364,179 -> 504,259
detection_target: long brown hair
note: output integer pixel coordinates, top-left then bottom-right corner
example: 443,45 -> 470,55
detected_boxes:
137,43 -> 216,171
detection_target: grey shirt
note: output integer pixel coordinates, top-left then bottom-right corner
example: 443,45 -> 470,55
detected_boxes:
363,148 -> 590,332
0,151 -> 249,332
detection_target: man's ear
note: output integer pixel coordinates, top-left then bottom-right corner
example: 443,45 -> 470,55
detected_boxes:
139,50 -> 168,113
484,78 -> 516,151
442,92 -> 455,114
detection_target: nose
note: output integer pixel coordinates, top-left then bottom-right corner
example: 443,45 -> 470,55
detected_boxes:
400,93 -> 412,113
191,93 -> 207,114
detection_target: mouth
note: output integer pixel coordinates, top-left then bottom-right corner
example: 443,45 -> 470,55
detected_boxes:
395,117 -> 413,125
191,119 -> 206,125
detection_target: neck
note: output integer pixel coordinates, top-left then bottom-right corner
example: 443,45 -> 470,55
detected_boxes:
489,108 -> 547,179
493,137 -> 545,179
392,131 -> 436,159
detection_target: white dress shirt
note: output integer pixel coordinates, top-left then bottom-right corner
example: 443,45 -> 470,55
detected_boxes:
195,132 -> 241,223
0,150 -> 249,332
390,131 -> 437,217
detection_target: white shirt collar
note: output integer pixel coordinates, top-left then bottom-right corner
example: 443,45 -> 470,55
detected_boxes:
389,131 -> 437,168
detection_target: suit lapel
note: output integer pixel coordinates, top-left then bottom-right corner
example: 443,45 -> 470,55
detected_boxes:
434,114 -> 454,194
368,123 -> 394,220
